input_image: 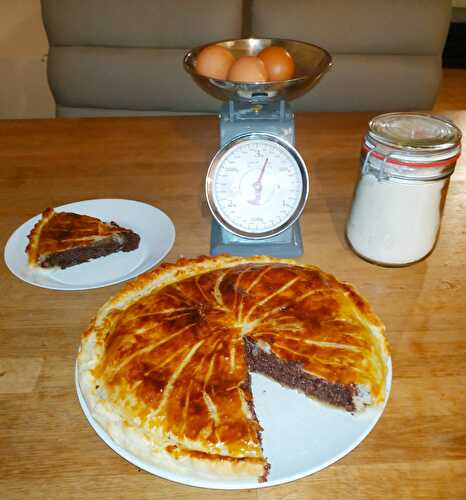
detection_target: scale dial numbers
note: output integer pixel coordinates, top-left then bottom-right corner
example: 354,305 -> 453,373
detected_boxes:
206,134 -> 309,239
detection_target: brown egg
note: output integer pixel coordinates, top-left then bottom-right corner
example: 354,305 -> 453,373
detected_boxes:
196,45 -> 235,80
258,46 -> 295,81
228,56 -> 269,83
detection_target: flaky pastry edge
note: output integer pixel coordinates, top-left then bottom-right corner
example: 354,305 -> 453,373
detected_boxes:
26,208 -> 56,267
77,255 -> 390,481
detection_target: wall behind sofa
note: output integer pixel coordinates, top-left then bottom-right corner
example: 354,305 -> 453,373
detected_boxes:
0,0 -> 54,119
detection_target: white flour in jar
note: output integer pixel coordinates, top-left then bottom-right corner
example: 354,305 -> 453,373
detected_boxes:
346,173 -> 446,265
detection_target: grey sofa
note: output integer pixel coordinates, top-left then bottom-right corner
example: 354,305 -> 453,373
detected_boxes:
41,0 -> 452,117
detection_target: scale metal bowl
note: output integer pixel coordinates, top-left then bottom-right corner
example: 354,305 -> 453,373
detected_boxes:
183,38 -> 332,103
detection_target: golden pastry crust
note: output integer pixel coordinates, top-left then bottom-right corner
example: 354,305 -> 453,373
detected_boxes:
26,208 -> 137,267
77,255 -> 389,481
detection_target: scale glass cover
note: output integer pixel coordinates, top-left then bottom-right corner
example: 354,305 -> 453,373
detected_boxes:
206,132 -> 308,240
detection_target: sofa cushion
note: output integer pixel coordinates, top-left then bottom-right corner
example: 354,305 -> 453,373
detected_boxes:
292,54 -> 442,112
249,0 -> 451,55
51,52 -> 441,115
48,46 -> 219,112
55,106 -> 210,117
42,0 -> 243,48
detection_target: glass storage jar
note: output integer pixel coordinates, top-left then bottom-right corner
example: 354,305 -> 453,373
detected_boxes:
346,113 -> 462,266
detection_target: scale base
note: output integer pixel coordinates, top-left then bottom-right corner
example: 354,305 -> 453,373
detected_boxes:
210,219 -> 303,258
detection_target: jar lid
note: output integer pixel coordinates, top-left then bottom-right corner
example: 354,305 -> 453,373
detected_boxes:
364,113 -> 462,176
368,113 -> 462,153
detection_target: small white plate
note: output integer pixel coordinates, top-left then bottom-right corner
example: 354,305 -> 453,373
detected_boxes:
4,199 -> 175,290
76,361 -> 391,489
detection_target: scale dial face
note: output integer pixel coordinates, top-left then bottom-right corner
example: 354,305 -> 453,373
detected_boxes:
206,133 -> 309,239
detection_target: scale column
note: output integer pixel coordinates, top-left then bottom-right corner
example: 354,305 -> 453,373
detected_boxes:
219,100 -> 295,146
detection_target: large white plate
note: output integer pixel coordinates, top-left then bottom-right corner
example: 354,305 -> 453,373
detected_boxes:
76,360 -> 392,490
4,199 -> 175,290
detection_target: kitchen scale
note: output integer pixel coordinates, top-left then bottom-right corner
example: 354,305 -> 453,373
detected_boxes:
184,38 -> 332,257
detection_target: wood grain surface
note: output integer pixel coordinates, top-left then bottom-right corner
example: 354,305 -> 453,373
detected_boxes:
0,112 -> 465,499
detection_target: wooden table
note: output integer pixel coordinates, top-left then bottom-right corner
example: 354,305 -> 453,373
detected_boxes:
1,113 -> 465,499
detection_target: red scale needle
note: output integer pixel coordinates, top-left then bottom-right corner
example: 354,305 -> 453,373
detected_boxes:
250,158 -> 269,205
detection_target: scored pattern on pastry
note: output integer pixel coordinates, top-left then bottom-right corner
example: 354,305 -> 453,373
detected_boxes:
79,255 -> 389,480
26,208 -> 140,268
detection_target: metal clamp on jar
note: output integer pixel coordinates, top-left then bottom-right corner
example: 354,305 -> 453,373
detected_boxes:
346,113 -> 462,266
